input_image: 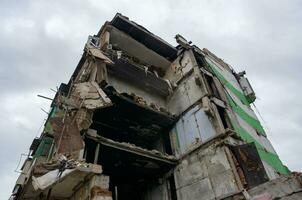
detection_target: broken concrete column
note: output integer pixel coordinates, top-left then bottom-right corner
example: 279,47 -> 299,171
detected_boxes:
10,13 -> 301,200
72,175 -> 112,200
90,175 -> 112,200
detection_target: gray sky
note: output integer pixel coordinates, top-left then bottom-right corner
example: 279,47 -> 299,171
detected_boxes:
0,0 -> 301,198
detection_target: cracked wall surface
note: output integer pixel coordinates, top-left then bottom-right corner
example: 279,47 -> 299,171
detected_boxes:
10,13 -> 301,200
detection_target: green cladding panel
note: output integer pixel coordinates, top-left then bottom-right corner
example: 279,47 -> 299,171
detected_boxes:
33,137 -> 53,158
205,59 -> 290,175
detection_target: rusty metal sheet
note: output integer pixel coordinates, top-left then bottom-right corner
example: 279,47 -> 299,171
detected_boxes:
231,143 -> 269,188
49,116 -> 84,155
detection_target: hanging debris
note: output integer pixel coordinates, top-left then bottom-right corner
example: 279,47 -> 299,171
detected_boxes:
10,13 -> 301,200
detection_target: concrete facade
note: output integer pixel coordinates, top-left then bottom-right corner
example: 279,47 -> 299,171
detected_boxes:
10,13 -> 301,200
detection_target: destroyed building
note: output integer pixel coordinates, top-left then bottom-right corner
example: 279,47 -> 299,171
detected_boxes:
10,13 -> 302,200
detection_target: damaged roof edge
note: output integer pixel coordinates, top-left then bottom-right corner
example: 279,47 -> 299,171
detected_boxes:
98,13 -> 178,61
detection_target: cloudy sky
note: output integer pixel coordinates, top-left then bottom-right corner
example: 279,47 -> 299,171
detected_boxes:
0,0 -> 301,198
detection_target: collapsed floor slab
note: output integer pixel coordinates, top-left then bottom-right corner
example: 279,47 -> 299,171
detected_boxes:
10,13 -> 302,200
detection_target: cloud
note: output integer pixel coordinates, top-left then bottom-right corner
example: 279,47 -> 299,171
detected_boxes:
0,0 -> 301,198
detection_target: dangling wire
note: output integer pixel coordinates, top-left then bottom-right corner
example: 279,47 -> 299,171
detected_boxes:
252,102 -> 273,137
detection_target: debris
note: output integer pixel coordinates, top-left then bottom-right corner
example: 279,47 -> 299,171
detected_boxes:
87,45 -> 114,64
73,81 -> 112,109
10,13 -> 301,200
32,168 -> 75,191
